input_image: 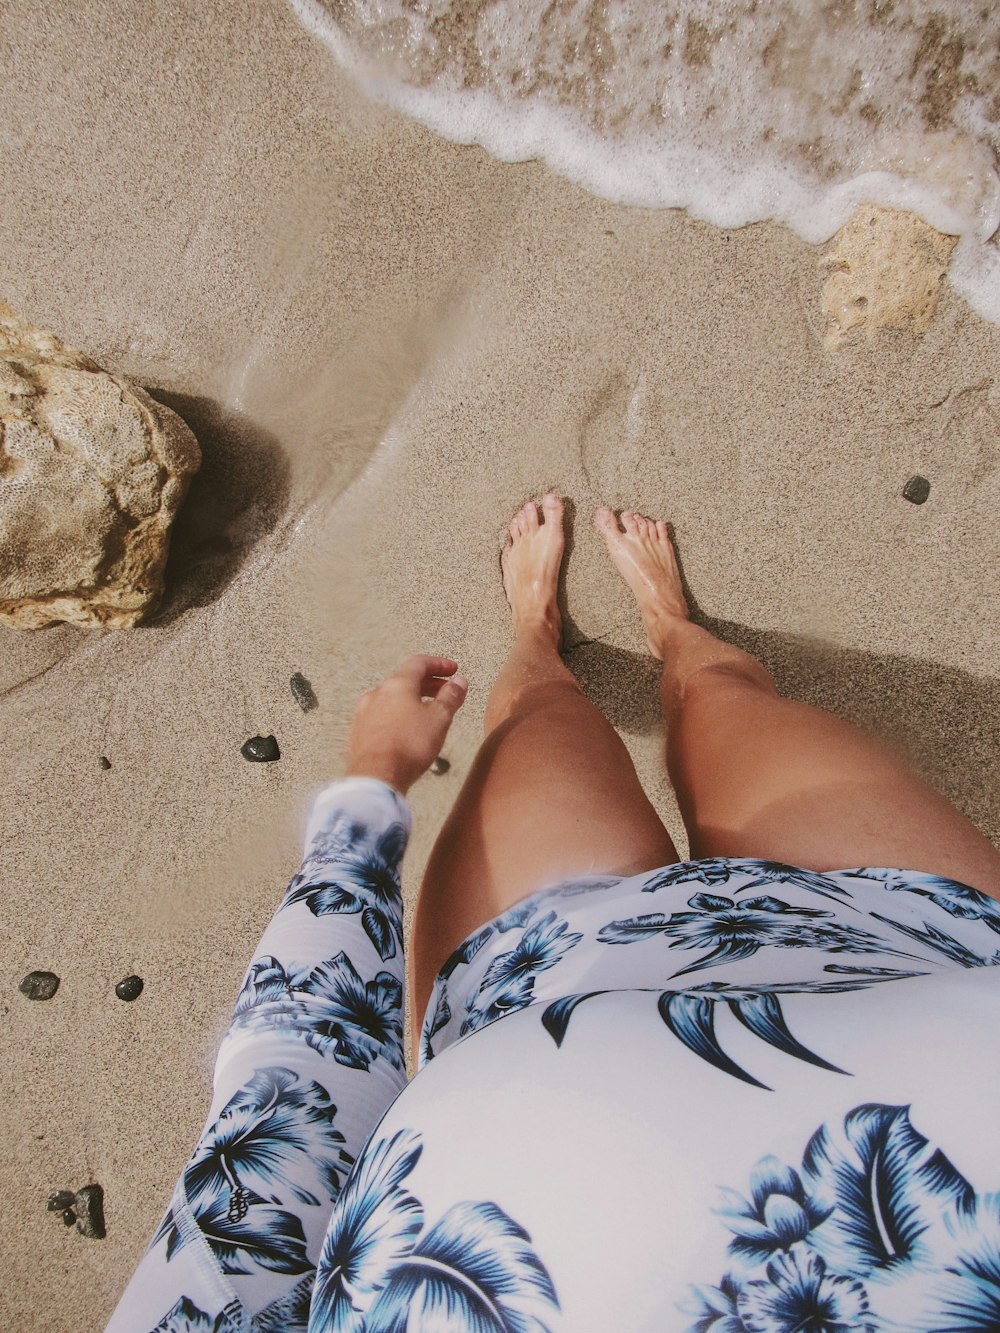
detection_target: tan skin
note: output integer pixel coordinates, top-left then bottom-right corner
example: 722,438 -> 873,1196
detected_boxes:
344,494 -> 1000,1049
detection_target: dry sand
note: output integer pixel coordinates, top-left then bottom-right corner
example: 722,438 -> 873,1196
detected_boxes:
2,0 -> 999,1326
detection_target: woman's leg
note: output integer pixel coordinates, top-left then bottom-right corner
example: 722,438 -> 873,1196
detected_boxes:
106,780 -> 409,1333
595,506 -> 1000,902
409,495 -> 679,1031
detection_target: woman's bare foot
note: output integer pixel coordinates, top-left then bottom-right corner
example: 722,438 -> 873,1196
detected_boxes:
501,494 -> 565,643
594,507 -> 689,659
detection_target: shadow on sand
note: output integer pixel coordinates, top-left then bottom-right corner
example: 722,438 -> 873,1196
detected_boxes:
563,621 -> 1000,846
146,391 -> 291,625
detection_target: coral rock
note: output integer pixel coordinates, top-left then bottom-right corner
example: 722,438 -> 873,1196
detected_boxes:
820,206 -> 958,349
0,301 -> 200,628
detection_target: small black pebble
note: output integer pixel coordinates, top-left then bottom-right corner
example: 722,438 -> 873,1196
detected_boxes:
430,756 -> 450,775
99,756 -> 112,770
903,475 -> 931,504
19,970 -> 60,1001
290,672 -> 318,712
74,1184 -> 106,1240
62,1210 -> 77,1227
48,1190 -> 75,1212
115,975 -> 143,1002
241,734 -> 281,763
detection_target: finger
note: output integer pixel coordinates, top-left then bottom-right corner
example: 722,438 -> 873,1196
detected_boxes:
394,654 -> 459,685
420,677 -> 456,699
430,674 -> 468,719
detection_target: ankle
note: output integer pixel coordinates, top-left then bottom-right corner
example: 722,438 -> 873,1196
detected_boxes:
513,608 -> 561,642
645,609 -> 690,657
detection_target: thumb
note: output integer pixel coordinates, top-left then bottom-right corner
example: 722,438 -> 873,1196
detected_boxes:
433,674 -> 468,719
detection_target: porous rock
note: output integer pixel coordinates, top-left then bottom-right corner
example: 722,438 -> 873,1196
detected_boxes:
0,301 -> 201,629
820,206 -> 958,349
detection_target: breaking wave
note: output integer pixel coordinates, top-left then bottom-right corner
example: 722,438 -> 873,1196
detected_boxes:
293,0 -> 1000,327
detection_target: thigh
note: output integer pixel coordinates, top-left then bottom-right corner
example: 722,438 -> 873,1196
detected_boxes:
668,664 -> 1000,898
409,681 -> 679,1033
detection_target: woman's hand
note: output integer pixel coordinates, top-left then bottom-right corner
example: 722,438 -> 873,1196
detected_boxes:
343,655 -> 469,796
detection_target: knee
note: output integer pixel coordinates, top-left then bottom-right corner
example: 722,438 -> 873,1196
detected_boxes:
486,675 -> 585,732
680,651 -> 778,700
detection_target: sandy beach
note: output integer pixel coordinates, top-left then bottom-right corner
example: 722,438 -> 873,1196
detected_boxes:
2,0 -> 999,1326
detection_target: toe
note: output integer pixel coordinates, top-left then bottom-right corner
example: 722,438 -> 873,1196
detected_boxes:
621,509 -> 637,535
656,519 -> 668,539
524,500 -> 539,529
542,492 -> 562,517
635,514 -> 648,535
594,505 -> 617,535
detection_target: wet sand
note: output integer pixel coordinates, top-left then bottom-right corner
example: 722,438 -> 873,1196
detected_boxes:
2,0 -> 999,1326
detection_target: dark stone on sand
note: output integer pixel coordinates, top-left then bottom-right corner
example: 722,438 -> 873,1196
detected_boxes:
99,756 -> 112,770
63,1209 -> 77,1226
48,1190 -> 75,1212
115,975 -> 143,1002
290,672 -> 318,712
241,734 -> 280,762
20,970 -> 60,1001
903,475 -> 930,504
74,1185 -> 106,1240
430,756 -> 450,775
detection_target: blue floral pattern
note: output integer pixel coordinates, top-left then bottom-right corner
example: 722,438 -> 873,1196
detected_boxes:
114,778 -> 1000,1333
421,859 -> 1000,1082
868,913 -> 1000,968
641,859 -> 860,910
153,1067 -> 354,1276
597,891 -> 920,976
232,951 -> 404,1072
147,1281 -> 315,1332
148,1296 -> 241,1333
715,1157 -> 832,1266
311,1128 -> 560,1331
110,784 -> 419,1333
850,867 -> 1000,934
461,909 -> 584,1036
283,817 -> 407,961
685,1102 -> 1000,1332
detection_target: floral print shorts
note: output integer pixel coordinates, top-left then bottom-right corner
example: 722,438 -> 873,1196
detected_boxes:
108,779 -> 1000,1333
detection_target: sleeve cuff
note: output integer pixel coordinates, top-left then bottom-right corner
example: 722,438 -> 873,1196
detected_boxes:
304,776 -> 413,853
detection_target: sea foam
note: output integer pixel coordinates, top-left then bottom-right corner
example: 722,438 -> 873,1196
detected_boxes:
292,0 -> 1000,328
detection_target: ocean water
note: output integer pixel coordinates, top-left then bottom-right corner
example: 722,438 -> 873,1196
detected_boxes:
292,0 -> 1000,326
